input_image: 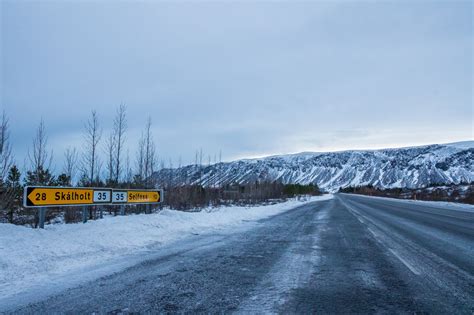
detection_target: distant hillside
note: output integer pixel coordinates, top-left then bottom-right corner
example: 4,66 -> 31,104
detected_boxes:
152,141 -> 474,192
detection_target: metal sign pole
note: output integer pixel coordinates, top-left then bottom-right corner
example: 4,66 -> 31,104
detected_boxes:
82,206 -> 88,223
39,208 -> 46,229
120,205 -> 125,216
99,207 -> 103,219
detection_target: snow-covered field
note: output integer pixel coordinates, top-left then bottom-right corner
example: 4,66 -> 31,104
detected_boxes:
0,195 -> 333,301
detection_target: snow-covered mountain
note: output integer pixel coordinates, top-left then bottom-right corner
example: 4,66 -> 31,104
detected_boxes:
152,141 -> 474,192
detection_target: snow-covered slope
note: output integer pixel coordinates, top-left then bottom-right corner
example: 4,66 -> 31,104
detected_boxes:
152,141 -> 474,192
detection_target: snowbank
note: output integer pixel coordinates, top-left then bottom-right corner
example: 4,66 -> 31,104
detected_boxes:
0,195 -> 333,299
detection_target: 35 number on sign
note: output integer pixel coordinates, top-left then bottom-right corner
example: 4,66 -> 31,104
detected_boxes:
113,191 -> 127,203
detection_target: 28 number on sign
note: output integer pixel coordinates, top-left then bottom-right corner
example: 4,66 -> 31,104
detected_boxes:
35,193 -> 47,201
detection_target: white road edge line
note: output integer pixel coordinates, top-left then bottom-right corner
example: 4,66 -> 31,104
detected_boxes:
388,248 -> 421,276
341,196 -> 422,276
367,227 -> 382,244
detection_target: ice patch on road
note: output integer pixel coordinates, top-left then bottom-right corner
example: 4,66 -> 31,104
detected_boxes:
0,195 -> 333,301
237,203 -> 329,313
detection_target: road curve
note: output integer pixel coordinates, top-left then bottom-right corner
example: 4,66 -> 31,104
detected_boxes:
5,195 -> 474,314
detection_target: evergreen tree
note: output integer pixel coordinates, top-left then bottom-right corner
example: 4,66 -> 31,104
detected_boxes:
56,173 -> 71,186
78,173 -> 89,187
25,166 -> 55,186
6,165 -> 21,189
4,165 -> 22,223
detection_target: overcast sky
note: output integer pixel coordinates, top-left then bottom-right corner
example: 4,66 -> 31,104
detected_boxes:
1,0 -> 472,172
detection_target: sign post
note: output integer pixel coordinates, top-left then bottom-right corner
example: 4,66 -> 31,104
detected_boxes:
82,206 -> 88,223
24,186 -> 113,228
23,186 -> 162,228
38,208 -> 46,229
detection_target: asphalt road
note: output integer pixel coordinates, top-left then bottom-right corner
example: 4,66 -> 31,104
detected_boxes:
6,194 -> 474,314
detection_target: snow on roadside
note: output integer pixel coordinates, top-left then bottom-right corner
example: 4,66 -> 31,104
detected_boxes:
0,195 -> 333,298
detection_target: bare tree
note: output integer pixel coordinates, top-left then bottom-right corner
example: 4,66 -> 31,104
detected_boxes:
213,153 -> 217,188
143,117 -> 157,187
135,135 -> 145,185
0,111 -> 16,223
105,132 -> 116,185
199,148 -> 203,185
0,111 -> 13,184
113,104 -> 126,183
218,150 -> 222,189
143,119 -> 152,185
168,158 -> 173,189
95,160 -> 103,185
124,149 -> 133,186
28,119 -> 52,172
135,117 -> 157,188
81,111 -> 102,186
63,147 -> 78,185
26,119 -> 54,185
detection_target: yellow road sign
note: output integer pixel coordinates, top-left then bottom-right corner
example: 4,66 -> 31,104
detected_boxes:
112,189 -> 162,204
24,186 -> 112,207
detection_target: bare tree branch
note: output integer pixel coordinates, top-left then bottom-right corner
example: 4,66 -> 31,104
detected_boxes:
27,119 -> 53,181
113,104 -> 127,183
105,132 -> 116,184
81,111 -> 102,186
63,147 -> 78,185
0,111 -> 13,184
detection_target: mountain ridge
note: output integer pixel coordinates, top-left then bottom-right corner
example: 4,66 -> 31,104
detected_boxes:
152,141 -> 474,192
